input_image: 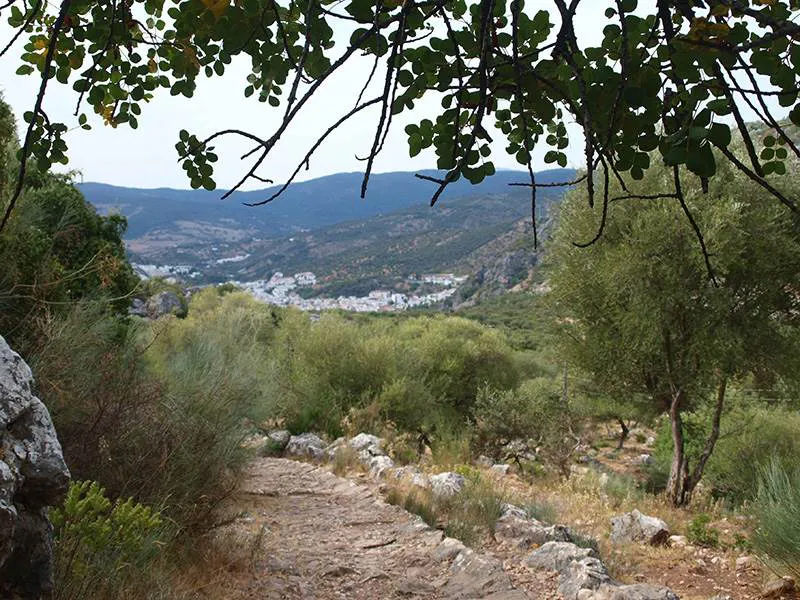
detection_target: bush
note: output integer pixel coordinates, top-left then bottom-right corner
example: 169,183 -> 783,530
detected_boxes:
473,377 -> 579,475
385,472 -> 507,548
51,481 -> 165,600
752,460 -> 800,579
31,296 -> 269,528
687,513 -> 720,548
525,500 -> 558,524
263,311 -> 519,439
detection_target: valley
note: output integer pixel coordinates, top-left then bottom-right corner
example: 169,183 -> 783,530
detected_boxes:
80,169 -> 574,304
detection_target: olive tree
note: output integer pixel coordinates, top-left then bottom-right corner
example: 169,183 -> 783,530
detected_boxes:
546,156 -> 800,506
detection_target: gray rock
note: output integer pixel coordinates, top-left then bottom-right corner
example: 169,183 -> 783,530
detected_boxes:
475,455 -> 494,468
761,577 -> 795,599
285,433 -> 326,460
559,557 -> 612,600
349,433 -> 385,465
500,503 -> 528,520
445,548 -> 514,598
491,464 -> 511,475
495,513 -> 573,549
433,537 -> 466,562
525,541 -> 598,572
128,297 -> 149,317
668,535 -> 688,548
590,583 -> 679,600
0,335 -> 70,598
147,291 -> 185,318
391,466 -> 430,489
325,437 -> 348,460
735,555 -> 756,572
267,430 -> 291,449
430,472 -> 465,497
610,509 -> 670,546
369,455 -> 394,478
349,433 -> 382,452
396,575 -> 436,596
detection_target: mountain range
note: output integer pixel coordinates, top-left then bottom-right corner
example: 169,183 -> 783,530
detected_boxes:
78,168 -> 575,298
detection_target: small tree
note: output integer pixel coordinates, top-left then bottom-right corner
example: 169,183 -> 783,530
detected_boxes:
547,159 -> 800,506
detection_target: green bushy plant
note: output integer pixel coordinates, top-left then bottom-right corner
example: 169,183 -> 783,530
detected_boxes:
473,377 -> 578,475
33,294 -> 270,528
752,460 -> 800,580
687,513 -> 720,548
525,500 -> 558,524
51,481 -> 165,600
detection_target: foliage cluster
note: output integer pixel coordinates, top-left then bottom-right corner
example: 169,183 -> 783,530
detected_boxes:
30,295 -> 269,528
51,481 -> 165,600
386,471 -> 507,548
0,100 -> 137,352
260,306 -> 519,438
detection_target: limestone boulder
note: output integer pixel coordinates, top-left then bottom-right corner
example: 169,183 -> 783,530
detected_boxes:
610,509 -> 670,546
285,433 -> 326,460
525,541 -> 598,572
0,335 -> 71,598
430,472 -> 465,498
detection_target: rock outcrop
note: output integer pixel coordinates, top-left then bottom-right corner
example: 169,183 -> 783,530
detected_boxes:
610,509 -> 670,546
285,433 -> 326,460
526,540 -> 678,600
128,291 -> 186,319
430,472 -> 466,497
495,505 -> 574,549
0,335 -> 70,598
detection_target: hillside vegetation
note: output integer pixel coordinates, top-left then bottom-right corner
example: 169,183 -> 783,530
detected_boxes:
3,91 -> 800,597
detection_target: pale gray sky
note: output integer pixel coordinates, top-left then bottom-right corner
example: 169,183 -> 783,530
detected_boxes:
3,1 -> 774,192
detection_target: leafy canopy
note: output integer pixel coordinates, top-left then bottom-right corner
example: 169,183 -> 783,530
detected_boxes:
546,156 -> 800,408
3,0 -> 800,231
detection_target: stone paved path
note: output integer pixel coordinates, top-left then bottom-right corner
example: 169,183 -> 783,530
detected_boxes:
212,458 -> 539,599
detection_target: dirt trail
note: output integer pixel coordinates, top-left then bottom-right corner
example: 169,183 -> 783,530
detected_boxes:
211,457 -> 545,599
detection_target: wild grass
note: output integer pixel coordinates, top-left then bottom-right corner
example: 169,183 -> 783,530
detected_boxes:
384,472 -> 507,548
524,499 -> 558,524
752,460 -> 800,579
332,446 -> 361,476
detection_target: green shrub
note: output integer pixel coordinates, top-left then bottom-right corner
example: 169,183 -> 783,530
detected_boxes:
752,460 -> 800,579
473,378 -> 579,475
602,472 -> 643,506
32,297 -> 269,528
384,473 -> 507,548
687,513 -> 719,548
571,530 -> 600,553
51,481 -> 165,600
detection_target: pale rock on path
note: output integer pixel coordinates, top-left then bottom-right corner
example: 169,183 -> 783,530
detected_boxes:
213,457 -> 537,599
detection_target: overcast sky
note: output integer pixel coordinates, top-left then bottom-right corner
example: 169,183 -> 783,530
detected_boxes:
3,0 -> 776,194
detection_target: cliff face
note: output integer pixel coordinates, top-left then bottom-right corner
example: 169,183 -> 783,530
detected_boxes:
450,219 -> 542,308
0,335 -> 70,599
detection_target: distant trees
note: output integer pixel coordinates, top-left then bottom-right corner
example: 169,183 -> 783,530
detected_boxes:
547,157 -> 800,506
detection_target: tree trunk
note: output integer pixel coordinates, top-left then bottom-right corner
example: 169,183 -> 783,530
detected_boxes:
666,390 -> 689,506
665,380 -> 727,506
683,378 -> 727,502
616,417 -> 629,450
